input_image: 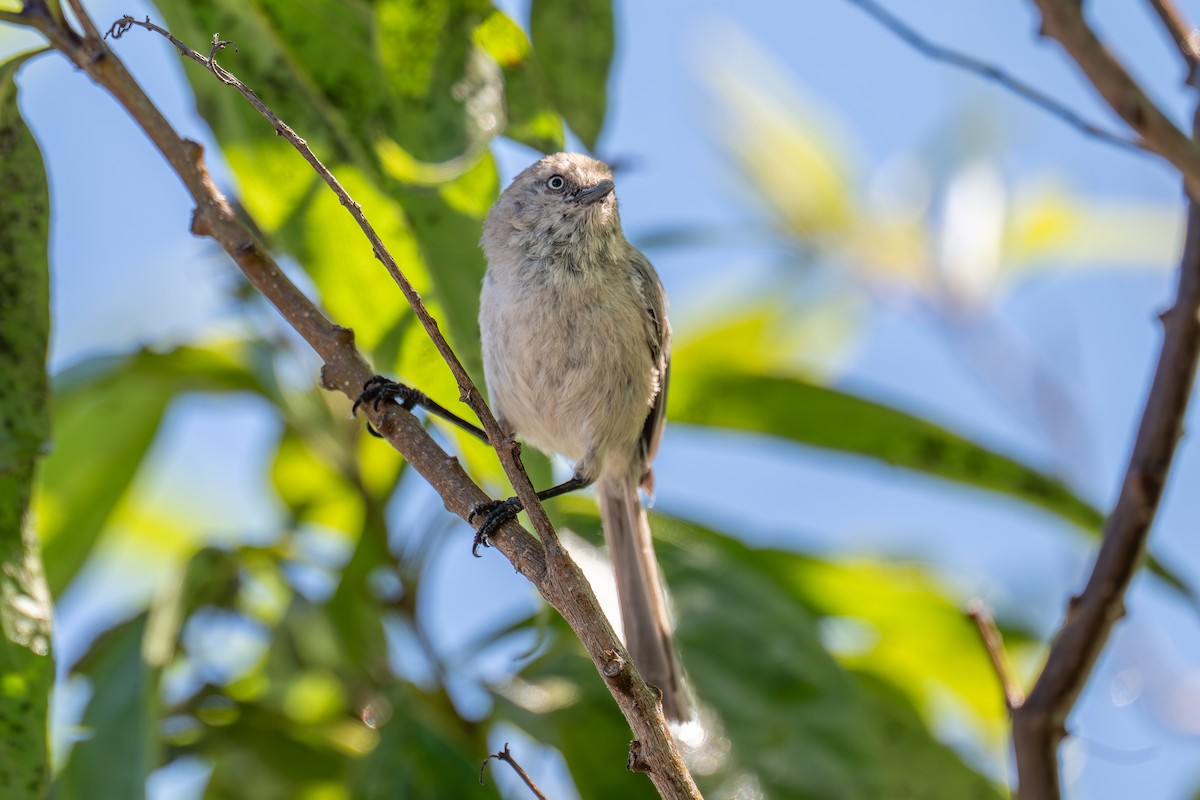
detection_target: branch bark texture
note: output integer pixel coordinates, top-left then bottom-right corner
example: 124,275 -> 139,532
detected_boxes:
18,3 -> 700,797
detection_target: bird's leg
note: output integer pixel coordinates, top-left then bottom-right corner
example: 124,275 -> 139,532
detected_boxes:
469,474 -> 592,556
353,375 -> 489,443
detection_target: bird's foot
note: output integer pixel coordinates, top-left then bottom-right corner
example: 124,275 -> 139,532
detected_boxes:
352,376 -> 424,438
468,496 -> 523,557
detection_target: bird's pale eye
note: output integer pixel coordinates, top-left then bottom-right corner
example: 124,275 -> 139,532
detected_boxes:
546,175 -> 566,191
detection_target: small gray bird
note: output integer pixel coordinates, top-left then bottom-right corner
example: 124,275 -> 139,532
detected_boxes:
477,152 -> 689,722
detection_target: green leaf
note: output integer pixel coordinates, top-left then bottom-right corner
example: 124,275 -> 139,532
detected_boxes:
667,362 -> 1195,597
547,502 -> 1005,798
0,47 -> 49,473
37,345 -> 272,595
472,9 -> 564,153
854,673 -> 1003,799
670,367 -> 1103,531
56,615 -> 158,800
354,684 -> 500,800
788,558 -> 1017,730
374,0 -> 498,163
0,48 -> 54,800
529,0 -> 612,149
150,0 -> 496,376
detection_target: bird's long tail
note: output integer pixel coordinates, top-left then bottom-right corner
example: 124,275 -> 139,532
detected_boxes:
596,475 -> 690,721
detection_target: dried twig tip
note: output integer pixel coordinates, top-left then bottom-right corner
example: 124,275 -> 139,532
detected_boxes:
479,743 -> 548,799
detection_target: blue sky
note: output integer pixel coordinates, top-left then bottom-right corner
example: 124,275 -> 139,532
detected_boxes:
9,0 -> 1200,797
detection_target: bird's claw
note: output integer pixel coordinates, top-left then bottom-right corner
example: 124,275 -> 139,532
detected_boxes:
353,376 -> 423,437
468,497 -> 523,557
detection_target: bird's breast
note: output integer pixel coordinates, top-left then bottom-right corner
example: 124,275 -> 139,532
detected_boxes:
479,256 -> 654,465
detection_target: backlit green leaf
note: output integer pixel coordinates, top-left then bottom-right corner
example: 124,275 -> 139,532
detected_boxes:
529,0 -> 612,149
38,344 -> 272,595
56,615 -> 158,800
0,49 -> 56,800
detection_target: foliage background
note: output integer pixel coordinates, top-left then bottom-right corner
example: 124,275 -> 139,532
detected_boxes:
3,0 -> 1200,798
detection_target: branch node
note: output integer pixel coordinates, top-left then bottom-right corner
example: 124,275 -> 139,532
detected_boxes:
104,16 -> 135,40
189,207 -> 212,238
627,739 -> 652,774
602,648 -> 627,678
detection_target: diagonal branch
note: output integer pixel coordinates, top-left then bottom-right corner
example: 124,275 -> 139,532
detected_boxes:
1013,5 -> 1200,798
842,0 -> 1141,153
21,4 -> 699,798
1031,0 -> 1200,198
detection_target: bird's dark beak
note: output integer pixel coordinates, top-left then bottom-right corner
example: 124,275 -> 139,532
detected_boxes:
575,179 -> 615,205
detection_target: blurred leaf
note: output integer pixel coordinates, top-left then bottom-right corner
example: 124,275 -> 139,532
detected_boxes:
493,625 -> 660,800
271,423 -> 393,674
355,683 -> 500,800
668,358 -> 1195,596
529,0 -> 612,149
790,558 -> 1013,731
540,503 -> 1004,797
37,344 -> 273,595
1003,182 -> 1180,275
699,24 -> 856,238
853,673 -> 1002,799
473,9 -> 564,153
196,701 -> 352,800
0,48 -> 53,800
670,366 -> 1103,531
56,615 -> 158,800
374,0 -> 498,163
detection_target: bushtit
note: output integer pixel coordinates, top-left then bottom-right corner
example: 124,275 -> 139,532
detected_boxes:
355,153 -> 689,721
475,152 -> 687,721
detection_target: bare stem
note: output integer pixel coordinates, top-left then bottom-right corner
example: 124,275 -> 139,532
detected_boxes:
967,599 -> 1025,712
480,743 -> 550,800
843,0 -> 1140,153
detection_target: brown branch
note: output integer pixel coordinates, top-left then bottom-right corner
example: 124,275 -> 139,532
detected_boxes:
25,5 -> 699,799
1013,9 -> 1200,798
103,13 -> 566,565
843,0 -> 1141,153
1031,0 -> 1200,199
967,600 -> 1025,712
63,0 -> 100,41
1145,0 -> 1200,77
480,743 -> 549,800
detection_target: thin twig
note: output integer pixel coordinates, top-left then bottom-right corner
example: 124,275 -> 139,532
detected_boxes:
842,0 -> 1141,153
967,600 -> 1025,711
480,743 -> 549,800
104,13 -> 567,565
26,7 -> 699,798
